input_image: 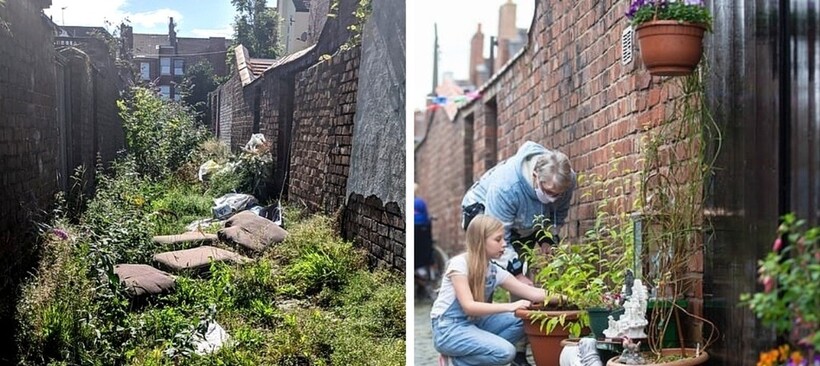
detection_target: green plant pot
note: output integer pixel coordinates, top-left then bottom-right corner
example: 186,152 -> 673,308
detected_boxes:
587,307 -> 625,338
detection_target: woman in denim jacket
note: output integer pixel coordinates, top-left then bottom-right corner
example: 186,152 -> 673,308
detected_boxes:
431,215 -> 558,366
461,141 -> 576,282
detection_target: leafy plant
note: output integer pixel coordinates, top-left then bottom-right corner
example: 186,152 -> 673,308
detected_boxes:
740,213 -> 819,364
627,0 -> 713,31
117,86 -> 208,178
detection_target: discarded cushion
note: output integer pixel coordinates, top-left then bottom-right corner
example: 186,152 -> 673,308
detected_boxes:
218,211 -> 288,254
113,264 -> 175,297
153,246 -> 248,273
153,231 -> 218,245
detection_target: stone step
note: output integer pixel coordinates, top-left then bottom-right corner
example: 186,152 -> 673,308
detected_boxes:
113,264 -> 176,297
153,245 -> 249,273
152,231 -> 219,245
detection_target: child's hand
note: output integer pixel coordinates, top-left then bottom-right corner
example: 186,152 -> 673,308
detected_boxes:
509,299 -> 531,312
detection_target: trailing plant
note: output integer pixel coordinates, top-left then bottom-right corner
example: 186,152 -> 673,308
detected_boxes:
637,68 -> 721,359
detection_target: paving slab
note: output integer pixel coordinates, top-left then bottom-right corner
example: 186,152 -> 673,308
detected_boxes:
113,264 -> 176,297
153,245 -> 248,273
153,232 -> 219,245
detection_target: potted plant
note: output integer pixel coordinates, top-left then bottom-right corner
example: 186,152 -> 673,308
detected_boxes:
517,235 -> 594,366
740,213 -> 819,366
626,0 -> 713,76
604,65 -> 720,364
516,172 -> 636,366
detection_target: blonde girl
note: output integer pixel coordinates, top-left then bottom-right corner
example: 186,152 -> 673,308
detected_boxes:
430,215 -> 551,366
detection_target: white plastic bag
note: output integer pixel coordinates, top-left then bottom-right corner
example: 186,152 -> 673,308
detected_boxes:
198,160 -> 221,181
212,193 -> 258,220
243,133 -> 266,153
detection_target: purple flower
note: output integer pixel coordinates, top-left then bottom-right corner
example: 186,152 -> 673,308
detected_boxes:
52,228 -> 68,240
683,0 -> 704,5
625,0 -> 647,19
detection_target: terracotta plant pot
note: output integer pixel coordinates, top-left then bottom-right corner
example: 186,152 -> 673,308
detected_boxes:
635,20 -> 707,76
607,348 -> 709,366
515,309 -> 586,366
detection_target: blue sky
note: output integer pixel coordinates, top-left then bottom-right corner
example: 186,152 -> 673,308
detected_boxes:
44,0 -> 236,38
407,0 -> 534,111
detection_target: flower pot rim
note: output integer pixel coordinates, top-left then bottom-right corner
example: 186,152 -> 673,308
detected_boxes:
635,20 -> 708,31
607,348 -> 709,366
514,308 -> 583,319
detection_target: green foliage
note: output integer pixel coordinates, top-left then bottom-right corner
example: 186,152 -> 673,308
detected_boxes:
117,87 -> 209,178
740,213 -> 820,352
181,61 -> 219,125
230,0 -> 282,59
206,142 -> 273,200
18,129 -> 403,365
149,182 -> 213,236
629,0 -> 713,31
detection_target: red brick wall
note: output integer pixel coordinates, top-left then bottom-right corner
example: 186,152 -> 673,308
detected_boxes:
415,0 -> 676,255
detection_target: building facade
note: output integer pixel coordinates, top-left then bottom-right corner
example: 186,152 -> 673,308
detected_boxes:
122,18 -> 230,100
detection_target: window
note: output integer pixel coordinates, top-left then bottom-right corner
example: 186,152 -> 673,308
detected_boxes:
174,59 -> 184,75
160,58 -> 171,75
159,85 -> 170,99
140,62 -> 150,80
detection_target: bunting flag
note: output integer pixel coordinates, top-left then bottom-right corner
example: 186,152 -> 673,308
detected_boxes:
425,92 -> 483,110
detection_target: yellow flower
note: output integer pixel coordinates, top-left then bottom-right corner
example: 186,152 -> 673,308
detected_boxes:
778,344 -> 790,362
789,351 -> 803,365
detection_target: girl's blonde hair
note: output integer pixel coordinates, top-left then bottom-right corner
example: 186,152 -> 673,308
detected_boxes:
465,214 -> 504,303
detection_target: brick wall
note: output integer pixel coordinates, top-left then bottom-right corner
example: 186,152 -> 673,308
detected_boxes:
209,0 -> 403,272
342,194 -> 405,269
0,1 -> 59,238
416,0 -> 672,253
289,47 -> 360,214
0,3 -> 126,361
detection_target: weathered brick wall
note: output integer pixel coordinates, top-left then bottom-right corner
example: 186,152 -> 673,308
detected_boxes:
0,1 -> 56,361
1,3 -> 126,360
0,1 -> 59,236
343,194 -> 405,269
289,47 -> 360,214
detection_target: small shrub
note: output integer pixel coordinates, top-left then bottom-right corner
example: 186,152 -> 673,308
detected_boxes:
117,87 -> 208,178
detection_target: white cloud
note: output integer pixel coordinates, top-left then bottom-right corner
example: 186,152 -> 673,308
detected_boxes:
45,0 -> 126,29
44,0 -> 182,35
190,26 -> 233,39
129,9 -> 183,33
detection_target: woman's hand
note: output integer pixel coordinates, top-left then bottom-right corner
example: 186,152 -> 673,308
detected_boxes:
508,299 -> 531,312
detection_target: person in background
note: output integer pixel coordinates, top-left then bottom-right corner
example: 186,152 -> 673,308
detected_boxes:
431,215 -> 559,366
415,183 -> 434,295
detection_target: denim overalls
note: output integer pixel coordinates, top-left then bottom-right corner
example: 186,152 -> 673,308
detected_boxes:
431,263 -> 524,365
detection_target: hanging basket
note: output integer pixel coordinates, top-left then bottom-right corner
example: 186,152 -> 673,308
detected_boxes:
635,20 -> 707,76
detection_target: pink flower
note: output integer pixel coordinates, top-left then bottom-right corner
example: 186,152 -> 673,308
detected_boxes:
52,228 -> 68,240
773,238 -> 783,251
762,276 -> 774,293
